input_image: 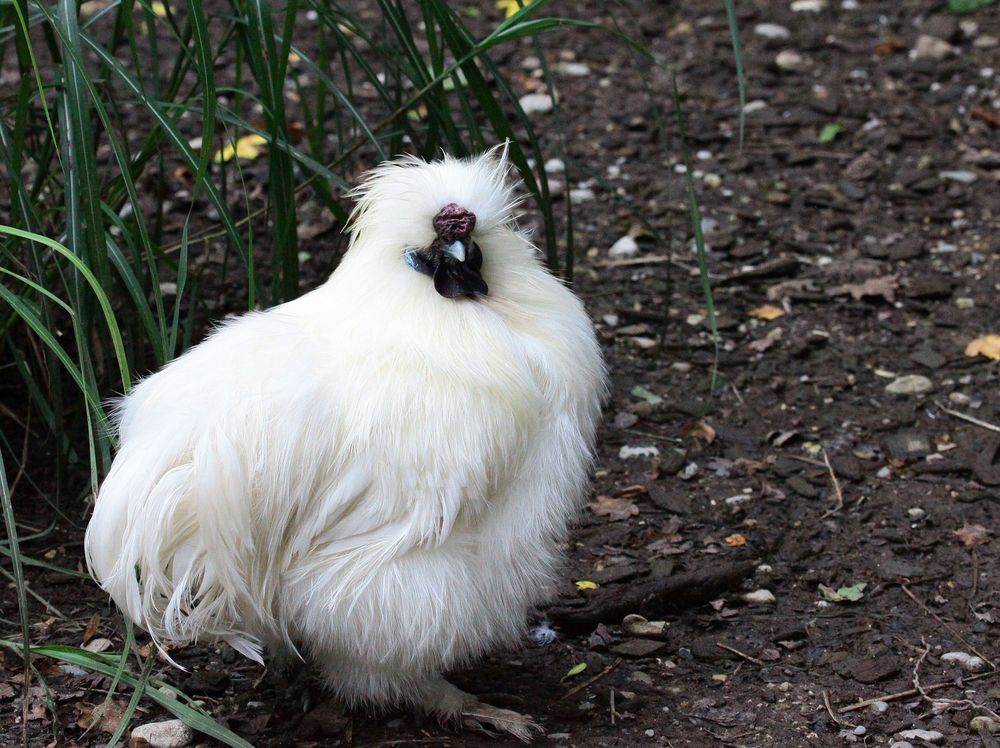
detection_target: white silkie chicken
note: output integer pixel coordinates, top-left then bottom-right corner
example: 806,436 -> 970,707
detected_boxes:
85,149 -> 605,740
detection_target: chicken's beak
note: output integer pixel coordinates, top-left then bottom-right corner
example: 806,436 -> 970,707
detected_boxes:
434,238 -> 488,299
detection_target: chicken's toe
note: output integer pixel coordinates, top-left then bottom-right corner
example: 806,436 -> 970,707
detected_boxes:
461,700 -> 542,743
418,676 -> 542,742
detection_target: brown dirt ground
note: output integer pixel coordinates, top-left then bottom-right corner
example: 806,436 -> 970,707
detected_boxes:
3,0 -> 1000,746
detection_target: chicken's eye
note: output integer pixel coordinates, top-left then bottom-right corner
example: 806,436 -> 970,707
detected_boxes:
405,247 -> 436,277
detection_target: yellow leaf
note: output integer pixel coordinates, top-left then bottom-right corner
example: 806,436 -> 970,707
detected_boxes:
496,0 -> 534,19
213,134 -> 268,164
749,304 -> 784,321
560,662 -> 587,683
965,334 -> 1000,361
575,580 -> 599,591
406,103 -> 428,122
150,1 -> 168,17
724,534 -> 747,548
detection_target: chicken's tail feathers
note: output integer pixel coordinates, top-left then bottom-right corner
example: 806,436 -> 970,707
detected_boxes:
84,440 -> 268,663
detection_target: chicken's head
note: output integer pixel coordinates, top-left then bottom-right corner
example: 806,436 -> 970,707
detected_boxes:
403,203 -> 487,298
346,148 -> 523,301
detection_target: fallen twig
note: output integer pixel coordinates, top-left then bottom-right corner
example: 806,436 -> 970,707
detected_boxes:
839,669 -> 999,713
901,585 -> 996,670
934,402 -> 1000,434
560,659 -> 621,701
819,448 -> 845,518
717,642 -> 764,666
823,690 -> 855,728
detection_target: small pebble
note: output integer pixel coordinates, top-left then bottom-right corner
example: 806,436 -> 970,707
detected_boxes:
130,720 -> 194,748
619,445 -> 659,459
911,35 -> 953,61
939,170 -> 977,183
970,716 -> 1000,734
775,50 -> 806,71
896,729 -> 944,744
885,375 -> 933,396
941,651 -> 987,672
556,61 -> 590,76
569,187 -> 595,203
870,700 -> 889,713
742,589 -> 776,605
907,507 -> 926,520
949,392 -> 971,406
544,158 -> 565,174
518,93 -> 554,115
754,23 -> 791,40
791,0 -> 826,10
609,235 -> 640,257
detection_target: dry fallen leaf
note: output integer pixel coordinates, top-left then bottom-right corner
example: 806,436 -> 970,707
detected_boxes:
953,523 -> 991,547
76,699 -> 128,734
748,336 -> 776,353
213,134 -> 269,163
588,495 -> 640,521
82,613 -> 100,645
828,274 -> 899,302
683,419 -> 716,445
749,304 -> 785,321
965,335 -> 1000,361
83,637 -> 113,653
724,534 -> 747,548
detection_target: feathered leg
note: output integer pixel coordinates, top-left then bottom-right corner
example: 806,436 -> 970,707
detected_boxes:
416,675 -> 542,743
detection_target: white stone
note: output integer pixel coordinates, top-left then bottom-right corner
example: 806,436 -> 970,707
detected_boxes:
518,93 -> 554,115
130,720 -> 194,748
939,170 -> 977,183
907,507 -> 926,520
569,187 -> 595,203
911,35 -> 954,61
775,50 -> 807,71
970,716 -> 1000,734
609,235 -> 640,257
941,651 -> 987,672
557,61 -> 590,76
619,445 -> 659,459
544,157 -> 565,174
885,375 -> 933,396
742,589 -> 776,605
791,0 -> 825,10
754,23 -> 791,40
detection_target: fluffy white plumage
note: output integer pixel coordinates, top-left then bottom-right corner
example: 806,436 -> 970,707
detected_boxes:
85,149 -> 605,738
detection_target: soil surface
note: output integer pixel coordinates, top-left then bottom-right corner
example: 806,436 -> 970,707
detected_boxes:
3,1 -> 1000,746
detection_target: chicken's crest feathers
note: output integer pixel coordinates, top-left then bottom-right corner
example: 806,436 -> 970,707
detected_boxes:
347,148 -> 523,252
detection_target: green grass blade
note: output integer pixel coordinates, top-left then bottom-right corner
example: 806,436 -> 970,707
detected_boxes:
0,447 -> 32,743
722,0 -> 746,148
671,76 -> 719,389
0,642 -> 254,748
1,226 -> 131,394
